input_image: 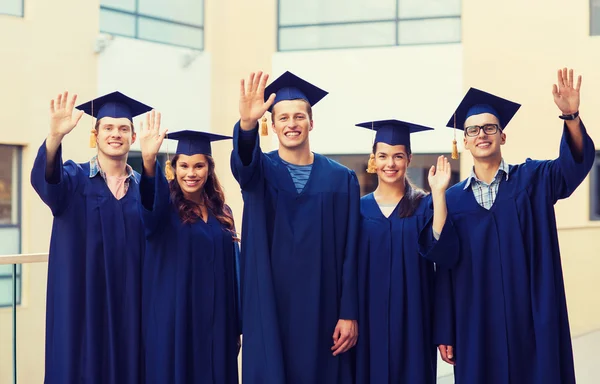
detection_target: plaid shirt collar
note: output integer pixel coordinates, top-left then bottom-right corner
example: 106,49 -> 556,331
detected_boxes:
89,155 -> 136,183
464,158 -> 509,190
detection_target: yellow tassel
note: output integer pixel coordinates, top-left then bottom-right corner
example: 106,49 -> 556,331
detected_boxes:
366,153 -> 377,174
89,129 -> 96,148
260,116 -> 268,136
165,160 -> 175,181
451,139 -> 459,160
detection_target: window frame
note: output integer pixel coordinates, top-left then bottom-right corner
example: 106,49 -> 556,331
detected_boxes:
276,0 -> 461,51
0,0 -> 24,18
591,0 -> 600,36
0,145 -> 22,308
100,0 -> 204,50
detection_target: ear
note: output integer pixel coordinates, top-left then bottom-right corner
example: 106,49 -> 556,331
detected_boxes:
309,120 -> 314,132
131,131 -> 137,145
463,134 -> 469,150
500,131 -> 506,145
407,153 -> 412,165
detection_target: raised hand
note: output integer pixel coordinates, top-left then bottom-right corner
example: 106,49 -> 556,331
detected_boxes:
49,91 -> 84,138
138,110 -> 167,162
552,68 -> 581,115
239,71 -> 276,130
428,155 -> 452,194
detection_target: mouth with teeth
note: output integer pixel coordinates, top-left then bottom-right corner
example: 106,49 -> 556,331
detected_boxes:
476,141 -> 491,149
382,170 -> 398,176
108,142 -> 123,148
284,131 -> 301,138
183,179 -> 200,187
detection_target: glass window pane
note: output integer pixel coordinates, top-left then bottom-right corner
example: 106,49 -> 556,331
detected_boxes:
398,17 -> 461,44
100,9 -> 136,37
0,227 -> 20,255
0,276 -> 20,307
139,0 -> 203,26
592,1 -> 600,36
398,0 -> 460,18
0,0 -> 22,17
100,0 -> 135,12
0,146 -> 17,225
138,18 -> 203,49
279,22 -> 396,51
280,0 -> 395,26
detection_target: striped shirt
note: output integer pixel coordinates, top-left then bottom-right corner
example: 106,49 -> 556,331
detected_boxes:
464,158 -> 509,210
281,159 -> 312,193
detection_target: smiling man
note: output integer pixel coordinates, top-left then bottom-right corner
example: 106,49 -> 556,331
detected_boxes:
31,91 -> 152,383
431,68 -> 596,384
230,71 -> 360,384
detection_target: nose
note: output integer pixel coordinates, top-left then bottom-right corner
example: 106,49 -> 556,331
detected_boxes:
386,157 -> 395,167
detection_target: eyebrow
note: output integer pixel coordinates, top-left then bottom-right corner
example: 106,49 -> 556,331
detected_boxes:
377,151 -> 406,156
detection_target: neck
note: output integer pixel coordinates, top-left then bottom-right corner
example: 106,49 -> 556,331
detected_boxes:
374,178 -> 406,203
183,189 -> 204,205
473,156 -> 502,183
96,151 -> 129,177
278,142 -> 313,165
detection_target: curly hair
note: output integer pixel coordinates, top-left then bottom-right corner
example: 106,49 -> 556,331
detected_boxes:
169,154 -> 237,239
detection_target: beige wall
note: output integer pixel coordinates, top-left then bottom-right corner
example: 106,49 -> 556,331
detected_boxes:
0,0 -> 98,382
205,0 -> 277,228
461,0 -> 600,335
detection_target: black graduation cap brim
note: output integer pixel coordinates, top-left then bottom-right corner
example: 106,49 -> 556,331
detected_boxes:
76,91 -> 153,121
356,119 -> 434,147
446,87 -> 521,130
264,71 -> 328,113
167,130 -> 232,156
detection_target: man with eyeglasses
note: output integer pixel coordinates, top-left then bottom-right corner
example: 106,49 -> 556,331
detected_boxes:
426,68 -> 595,384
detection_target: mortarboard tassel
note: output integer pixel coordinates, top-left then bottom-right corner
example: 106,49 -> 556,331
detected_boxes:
165,159 -> 175,181
451,113 -> 459,160
89,129 -> 97,148
366,153 -> 377,174
260,115 -> 268,136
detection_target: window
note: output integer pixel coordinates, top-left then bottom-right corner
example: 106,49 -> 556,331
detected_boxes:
327,153 -> 461,197
127,151 -> 168,175
0,145 -> 22,307
0,0 -> 23,17
278,0 -> 461,51
590,151 -> 600,220
592,0 -> 600,35
100,0 -> 204,50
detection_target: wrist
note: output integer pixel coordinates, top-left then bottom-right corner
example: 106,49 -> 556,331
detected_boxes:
559,110 -> 579,120
240,118 -> 258,131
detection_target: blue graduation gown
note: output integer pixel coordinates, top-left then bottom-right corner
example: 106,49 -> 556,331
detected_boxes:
139,162 -> 240,384
356,193 -> 458,384
30,142 -> 144,384
430,123 -> 595,384
230,122 -> 360,384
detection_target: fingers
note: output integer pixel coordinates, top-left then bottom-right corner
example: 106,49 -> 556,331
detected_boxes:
50,99 -> 55,114
437,155 -> 444,171
73,110 -> 84,126
561,67 -> 568,88
155,111 -> 161,133
576,75 -> 582,92
247,72 -> 256,94
428,165 -> 435,178
444,156 -> 451,174
149,110 -> 155,131
145,111 -> 151,132
61,91 -> 68,110
447,345 -> 454,360
332,338 -> 351,356
139,119 -> 144,133
55,93 -> 63,112
264,93 -> 276,111
552,84 -> 559,97
252,71 -> 263,93
332,325 -> 340,344
258,73 -> 269,99
438,345 -> 455,365
240,79 -> 246,98
67,93 -> 78,114
568,68 -> 573,88
159,127 -> 169,140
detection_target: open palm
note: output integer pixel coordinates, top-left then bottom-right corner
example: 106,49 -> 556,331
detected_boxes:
139,110 -> 167,160
239,71 -> 276,127
428,155 -> 452,194
50,91 -> 84,137
552,68 -> 581,115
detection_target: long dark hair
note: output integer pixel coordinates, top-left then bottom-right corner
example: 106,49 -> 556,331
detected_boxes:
372,142 -> 427,218
169,154 -> 237,238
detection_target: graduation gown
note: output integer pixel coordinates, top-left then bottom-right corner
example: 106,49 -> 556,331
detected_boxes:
139,162 -> 240,384
230,122 -> 360,384
429,123 -> 595,384
356,193 -> 458,384
30,142 -> 144,384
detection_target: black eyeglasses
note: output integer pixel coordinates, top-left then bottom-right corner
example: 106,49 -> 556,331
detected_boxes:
464,123 -> 500,137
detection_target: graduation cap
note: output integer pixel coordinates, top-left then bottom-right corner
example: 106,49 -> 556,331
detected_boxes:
356,119 -> 433,173
446,87 -> 521,159
167,130 -> 232,157
76,91 -> 152,121
162,130 -> 232,181
77,91 -> 153,149
259,71 -> 328,135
